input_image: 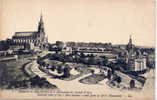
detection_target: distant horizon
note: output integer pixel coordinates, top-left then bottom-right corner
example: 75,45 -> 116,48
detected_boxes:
0,0 -> 155,47
0,31 -> 155,48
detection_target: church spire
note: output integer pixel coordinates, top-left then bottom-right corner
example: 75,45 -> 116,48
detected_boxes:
40,12 -> 43,24
38,12 -> 44,32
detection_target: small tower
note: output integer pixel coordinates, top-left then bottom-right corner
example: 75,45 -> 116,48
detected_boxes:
126,35 -> 135,71
129,35 -> 132,44
127,35 -> 133,51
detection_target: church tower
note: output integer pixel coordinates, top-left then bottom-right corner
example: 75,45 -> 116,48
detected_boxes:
36,13 -> 47,47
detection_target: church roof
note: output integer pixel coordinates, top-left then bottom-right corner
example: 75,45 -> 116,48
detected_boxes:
14,31 -> 37,37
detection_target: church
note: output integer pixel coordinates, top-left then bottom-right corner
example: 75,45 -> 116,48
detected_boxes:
10,14 -> 48,50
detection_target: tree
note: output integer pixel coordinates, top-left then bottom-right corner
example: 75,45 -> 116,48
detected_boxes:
63,67 -> 70,78
91,70 -> 95,75
107,62 -> 115,69
42,62 -> 46,68
115,76 -> 121,83
50,66 -> 55,71
57,66 -> 63,74
80,52 -> 86,58
88,57 -> 96,65
100,56 -> 108,66
74,55 -> 80,64
130,80 -> 135,88
45,63 -> 50,69
107,70 -> 112,80
116,59 -> 128,71
56,41 -> 64,51
97,60 -> 103,68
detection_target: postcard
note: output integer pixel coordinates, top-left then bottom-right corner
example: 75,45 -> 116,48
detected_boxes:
0,0 -> 155,100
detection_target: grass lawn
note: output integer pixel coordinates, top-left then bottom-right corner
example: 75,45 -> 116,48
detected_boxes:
0,57 -> 31,88
39,64 -> 92,81
0,55 -> 57,89
38,60 -> 93,81
79,74 -> 107,84
61,67 -> 92,81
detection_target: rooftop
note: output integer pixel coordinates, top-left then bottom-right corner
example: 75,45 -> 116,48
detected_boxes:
14,31 -> 37,37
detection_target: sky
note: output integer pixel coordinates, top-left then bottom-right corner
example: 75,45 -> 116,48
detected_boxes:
0,0 -> 155,47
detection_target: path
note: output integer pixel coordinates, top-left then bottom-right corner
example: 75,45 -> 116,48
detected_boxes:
30,61 -> 117,93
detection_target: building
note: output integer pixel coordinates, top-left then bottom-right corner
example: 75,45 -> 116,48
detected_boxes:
10,14 -> 48,50
0,40 -> 10,51
134,58 -> 147,71
126,36 -> 147,71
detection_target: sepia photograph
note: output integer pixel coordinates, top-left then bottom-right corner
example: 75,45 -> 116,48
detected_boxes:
0,0 -> 155,100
